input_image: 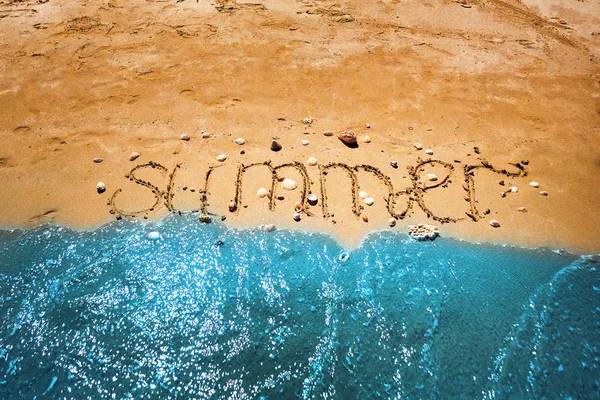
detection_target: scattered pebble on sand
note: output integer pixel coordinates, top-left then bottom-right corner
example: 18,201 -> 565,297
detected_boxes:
362,215 -> 369,222
362,136 -> 371,143
257,187 -> 268,198
180,134 -> 190,141
201,132 -> 211,139
93,157 -> 103,163
293,212 -> 301,221
509,186 -> 518,193
359,191 -> 369,199
129,152 -> 140,161
276,195 -> 285,200
425,149 -> 433,155
96,182 -> 106,193
364,197 -> 374,206
529,181 -> 539,188
270,139 -> 282,152
413,143 -> 423,150
366,124 -> 371,128
302,117 -> 314,125
323,130 -> 334,137
390,161 -> 398,168
338,130 -> 357,146
517,207 -> 527,212
540,191 -> 548,196
282,178 -> 298,191
307,157 -> 318,166
489,219 -> 501,228
388,218 -> 396,227
228,201 -> 236,212
426,173 -> 438,182
234,138 -> 245,145
302,139 -> 310,146
216,154 -> 227,162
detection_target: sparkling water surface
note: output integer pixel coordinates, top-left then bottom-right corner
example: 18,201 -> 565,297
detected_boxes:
0,216 -> 598,399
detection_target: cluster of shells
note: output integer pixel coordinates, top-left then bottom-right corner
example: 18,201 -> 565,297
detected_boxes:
407,223 -> 440,241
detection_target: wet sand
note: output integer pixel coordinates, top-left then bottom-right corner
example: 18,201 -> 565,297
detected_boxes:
0,0 -> 599,253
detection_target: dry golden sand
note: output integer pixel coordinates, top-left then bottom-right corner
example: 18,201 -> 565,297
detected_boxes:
0,0 -> 599,253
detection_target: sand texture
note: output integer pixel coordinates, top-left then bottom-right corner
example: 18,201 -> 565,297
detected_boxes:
0,0 -> 599,252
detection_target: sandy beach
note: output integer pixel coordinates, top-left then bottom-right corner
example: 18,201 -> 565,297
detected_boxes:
0,0 -> 599,253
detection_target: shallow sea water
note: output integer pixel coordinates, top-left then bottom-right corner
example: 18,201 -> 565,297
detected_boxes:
0,216 -> 598,399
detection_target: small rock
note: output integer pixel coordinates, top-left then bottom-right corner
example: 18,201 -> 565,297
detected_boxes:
323,130 -> 334,137
529,181 -> 539,188
262,224 -> 276,232
413,143 -> 423,150
366,123 -> 371,128
270,139 -> 282,152
509,186 -> 518,193
388,218 -> 396,227
257,187 -> 268,198
364,197 -> 374,206
129,152 -> 140,161
426,173 -> 438,182
293,212 -> 301,221
190,187 -> 196,192
216,154 -> 227,162
147,231 -> 160,240
390,161 -> 398,168
425,149 -> 434,155
338,130 -> 357,147
540,191 -> 548,196
362,136 -> 371,143
234,138 -> 246,145
302,139 -> 310,146
499,180 -> 505,186
517,206 -> 527,212
307,194 -> 318,205
201,132 -> 211,139
276,194 -> 285,201
240,150 -> 245,155
199,214 -> 211,223
180,134 -> 190,141
359,191 -> 369,199
473,146 -> 480,154
302,117 -> 314,125
282,178 -> 298,191
93,157 -> 103,163
362,215 -> 369,222
96,182 -> 106,194
489,219 -> 501,228
228,201 -> 236,212
306,157 -> 318,166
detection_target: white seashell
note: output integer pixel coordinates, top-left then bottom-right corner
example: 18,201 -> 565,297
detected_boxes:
228,201 -> 236,212
426,173 -> 438,182
96,182 -> 106,193
282,178 -> 298,191
306,157 -> 318,166
364,197 -> 374,206
216,154 -> 227,162
307,194 -> 318,205
359,191 -> 369,199
509,186 -> 518,193
362,136 -> 371,143
425,149 -> 433,155
529,181 -> 539,188
413,143 -> 423,150
234,138 -> 245,145
147,231 -> 160,240
257,187 -> 268,198
302,140 -> 310,146
489,219 -> 501,228
293,212 -> 301,221
129,152 -> 140,161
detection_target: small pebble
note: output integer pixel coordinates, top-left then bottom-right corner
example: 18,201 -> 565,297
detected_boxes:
180,134 -> 190,141
190,187 -> 196,192
509,186 -> 518,193
129,152 -> 140,161
362,215 -> 369,222
270,139 -> 282,152
257,187 -> 268,198
306,157 -> 318,166
364,197 -> 374,206
147,231 -> 160,240
276,194 -> 285,200
282,178 -> 298,191
540,191 -> 548,196
323,130 -> 334,137
489,219 -> 501,228
388,218 -> 396,227
390,161 -> 398,168
517,207 -> 527,212
228,201 -> 236,212
96,182 -> 106,194
216,154 -> 227,162
426,173 -> 438,182
201,132 -> 211,139
425,149 -> 433,155
362,136 -> 371,143
240,150 -> 245,155
293,212 -> 301,221
93,157 -> 103,163
366,124 -> 371,128
307,194 -> 318,205
413,143 -> 423,150
234,138 -> 245,145
529,181 -> 539,188
302,140 -> 310,146
359,191 -> 369,199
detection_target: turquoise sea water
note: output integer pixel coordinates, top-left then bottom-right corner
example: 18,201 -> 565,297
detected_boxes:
0,216 -> 598,399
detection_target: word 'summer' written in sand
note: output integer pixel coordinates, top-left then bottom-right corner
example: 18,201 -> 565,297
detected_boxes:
107,158 -> 529,224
